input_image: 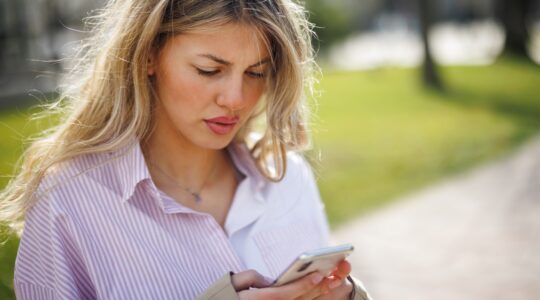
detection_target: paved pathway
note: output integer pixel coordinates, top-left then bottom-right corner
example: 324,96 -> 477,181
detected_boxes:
332,137 -> 540,300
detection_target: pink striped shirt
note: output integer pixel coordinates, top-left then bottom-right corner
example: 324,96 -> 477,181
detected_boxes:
14,138 -> 330,299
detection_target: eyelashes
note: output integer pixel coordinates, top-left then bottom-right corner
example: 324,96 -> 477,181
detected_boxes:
196,68 -> 220,76
248,72 -> 265,78
196,68 -> 265,79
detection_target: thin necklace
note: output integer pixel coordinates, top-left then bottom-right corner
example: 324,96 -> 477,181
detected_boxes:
149,162 -> 215,203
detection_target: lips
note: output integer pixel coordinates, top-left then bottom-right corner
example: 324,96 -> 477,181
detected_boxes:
204,116 -> 239,135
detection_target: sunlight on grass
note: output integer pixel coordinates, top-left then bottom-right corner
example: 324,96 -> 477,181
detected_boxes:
310,59 -> 540,225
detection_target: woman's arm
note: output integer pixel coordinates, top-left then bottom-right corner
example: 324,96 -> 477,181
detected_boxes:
196,269 -> 343,300
348,275 -> 373,300
195,272 -> 238,300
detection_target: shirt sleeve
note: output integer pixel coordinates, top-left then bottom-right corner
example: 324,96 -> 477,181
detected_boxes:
348,275 -> 373,300
196,272 -> 239,300
14,193 -> 95,300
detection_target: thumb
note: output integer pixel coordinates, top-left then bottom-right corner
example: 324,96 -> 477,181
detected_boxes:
231,270 -> 274,290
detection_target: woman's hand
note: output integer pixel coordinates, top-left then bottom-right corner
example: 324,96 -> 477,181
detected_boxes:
231,260 -> 354,300
233,269 -> 325,299
314,260 -> 354,300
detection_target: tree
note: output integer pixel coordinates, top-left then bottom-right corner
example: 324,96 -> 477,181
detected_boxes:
418,0 -> 443,90
305,0 -> 353,52
496,0 -> 535,60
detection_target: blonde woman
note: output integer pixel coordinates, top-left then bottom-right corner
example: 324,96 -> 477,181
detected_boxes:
1,0 -> 371,299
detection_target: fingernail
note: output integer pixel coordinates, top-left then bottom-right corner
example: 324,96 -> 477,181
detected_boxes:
329,280 -> 343,289
311,273 -> 324,284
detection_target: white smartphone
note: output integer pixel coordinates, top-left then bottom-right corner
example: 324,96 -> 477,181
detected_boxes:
271,243 -> 354,286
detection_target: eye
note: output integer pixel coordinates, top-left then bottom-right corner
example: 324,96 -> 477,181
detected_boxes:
246,71 -> 265,79
196,68 -> 220,76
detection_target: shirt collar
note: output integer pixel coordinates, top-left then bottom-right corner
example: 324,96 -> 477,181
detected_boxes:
227,142 -> 268,199
105,136 -> 152,202
103,136 -> 268,203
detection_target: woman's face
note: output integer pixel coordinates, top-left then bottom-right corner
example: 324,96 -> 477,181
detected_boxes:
148,22 -> 270,150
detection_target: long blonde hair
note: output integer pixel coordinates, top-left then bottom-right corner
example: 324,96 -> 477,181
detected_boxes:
1,0 -> 317,234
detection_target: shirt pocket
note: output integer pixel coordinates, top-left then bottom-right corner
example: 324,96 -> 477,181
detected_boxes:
252,219 -> 327,278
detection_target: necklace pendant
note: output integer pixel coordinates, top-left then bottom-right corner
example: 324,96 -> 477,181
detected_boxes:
192,192 -> 202,203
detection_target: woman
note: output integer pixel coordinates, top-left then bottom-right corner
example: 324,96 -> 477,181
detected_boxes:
1,0 -> 371,299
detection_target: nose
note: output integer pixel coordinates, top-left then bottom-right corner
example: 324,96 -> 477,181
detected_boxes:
216,75 -> 246,111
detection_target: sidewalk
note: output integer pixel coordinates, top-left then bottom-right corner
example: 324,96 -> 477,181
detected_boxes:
332,136 -> 540,300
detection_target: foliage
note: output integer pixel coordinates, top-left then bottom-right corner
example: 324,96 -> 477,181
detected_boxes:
305,0 -> 354,51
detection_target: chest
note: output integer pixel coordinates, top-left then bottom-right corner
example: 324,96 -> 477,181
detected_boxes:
68,178 -> 327,299
158,173 -> 238,228
78,205 -> 244,299
81,210 -> 325,299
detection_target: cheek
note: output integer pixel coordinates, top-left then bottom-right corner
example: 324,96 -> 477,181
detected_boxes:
245,82 -> 266,108
158,67 -> 211,108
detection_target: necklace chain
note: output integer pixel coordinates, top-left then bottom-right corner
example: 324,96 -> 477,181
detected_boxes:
149,162 -> 211,203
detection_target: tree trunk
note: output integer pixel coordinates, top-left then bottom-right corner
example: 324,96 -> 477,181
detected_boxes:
418,0 -> 443,90
496,0 -> 533,60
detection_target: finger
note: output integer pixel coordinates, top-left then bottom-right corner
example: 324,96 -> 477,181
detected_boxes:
332,260 -> 352,280
270,272 -> 324,299
231,270 -> 273,291
299,275 -> 346,300
295,283 -> 323,300
326,277 -> 345,290
313,279 -> 353,300
297,277 -> 333,299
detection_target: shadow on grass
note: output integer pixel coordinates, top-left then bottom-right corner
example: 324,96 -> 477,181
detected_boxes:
432,58 -> 540,131
444,89 -> 540,124
433,56 -> 540,128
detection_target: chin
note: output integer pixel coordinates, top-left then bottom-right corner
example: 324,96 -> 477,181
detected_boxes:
196,135 -> 235,150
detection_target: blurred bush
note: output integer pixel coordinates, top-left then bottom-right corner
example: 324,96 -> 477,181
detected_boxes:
306,0 -> 355,51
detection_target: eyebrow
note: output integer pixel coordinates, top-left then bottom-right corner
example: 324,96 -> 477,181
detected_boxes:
198,53 -> 271,68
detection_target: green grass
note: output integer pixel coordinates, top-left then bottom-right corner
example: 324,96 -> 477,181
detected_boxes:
0,105 -> 57,299
0,57 -> 539,298
311,58 -> 540,225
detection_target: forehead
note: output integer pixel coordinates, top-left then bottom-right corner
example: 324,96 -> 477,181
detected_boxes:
161,22 -> 271,64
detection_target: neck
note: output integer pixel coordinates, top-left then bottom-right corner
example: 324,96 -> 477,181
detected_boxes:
142,118 -> 226,192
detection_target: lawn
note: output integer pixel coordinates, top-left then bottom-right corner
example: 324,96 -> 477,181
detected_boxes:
1,57 -> 539,298
313,58 -> 540,225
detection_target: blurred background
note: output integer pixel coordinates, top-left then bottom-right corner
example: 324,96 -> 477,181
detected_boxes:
1,0 -> 540,299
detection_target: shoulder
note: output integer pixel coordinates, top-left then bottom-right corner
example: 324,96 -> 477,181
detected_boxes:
34,151 -> 126,218
262,151 -> 323,219
236,135 -> 317,185
274,151 -> 318,192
